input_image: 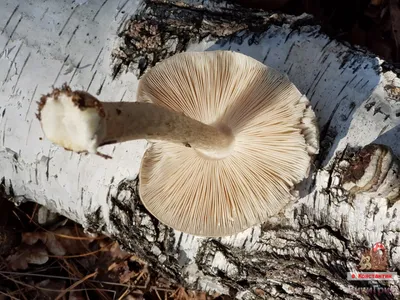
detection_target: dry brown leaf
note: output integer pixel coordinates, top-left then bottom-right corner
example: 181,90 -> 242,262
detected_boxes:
6,244 -> 49,270
254,288 -> 266,296
108,260 -> 136,283
22,227 -> 94,256
99,240 -> 130,260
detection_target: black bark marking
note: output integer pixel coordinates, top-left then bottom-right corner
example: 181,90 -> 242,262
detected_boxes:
25,84 -> 38,121
3,42 -> 23,83
66,25 -> 79,47
12,52 -> 30,93
283,43 -> 295,64
320,96 -> 347,141
115,0 -> 129,19
360,80 -> 370,89
68,55 -> 84,84
58,5 -> 78,36
262,48 -> 270,62
286,63 -> 293,75
306,70 -> 321,96
348,74 -> 357,86
354,78 -> 364,88
337,80 -> 349,97
25,119 -> 33,146
284,28 -> 297,43
96,76 -> 106,95
91,47 -> 103,71
1,15 -> 22,55
1,5 -> 19,35
2,119 -> 7,146
116,13 -> 129,34
35,163 -> 38,185
307,62 -> 331,101
321,38 -> 333,52
40,7 -> 49,21
81,188 -> 84,207
92,0 -> 109,21
45,152 -> 51,181
53,55 -> 70,86
309,88 -> 318,102
86,71 -> 97,92
341,102 -> 356,121
339,53 -> 354,70
119,90 -> 127,102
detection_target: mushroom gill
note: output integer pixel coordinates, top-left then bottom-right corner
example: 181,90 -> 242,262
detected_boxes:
37,50 -> 319,237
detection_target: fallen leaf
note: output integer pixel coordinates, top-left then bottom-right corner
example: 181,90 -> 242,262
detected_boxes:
22,227 -> 95,256
100,240 -> 130,260
6,244 -> 49,270
37,206 -> 60,225
254,288 -> 266,296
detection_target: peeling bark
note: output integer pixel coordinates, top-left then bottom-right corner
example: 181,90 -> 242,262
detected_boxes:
1,0 -> 400,299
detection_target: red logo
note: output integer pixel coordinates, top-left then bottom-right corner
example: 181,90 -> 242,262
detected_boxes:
358,242 -> 388,272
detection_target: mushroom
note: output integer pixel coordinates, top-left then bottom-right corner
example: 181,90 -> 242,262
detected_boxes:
37,51 -> 319,237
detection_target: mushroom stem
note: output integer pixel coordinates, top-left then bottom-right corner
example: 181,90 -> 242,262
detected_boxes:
100,101 -> 234,153
37,86 -> 234,157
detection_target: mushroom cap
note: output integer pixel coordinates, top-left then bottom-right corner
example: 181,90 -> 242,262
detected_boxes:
137,50 -> 319,237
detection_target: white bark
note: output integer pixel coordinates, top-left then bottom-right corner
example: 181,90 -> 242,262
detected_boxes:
1,0 -> 400,299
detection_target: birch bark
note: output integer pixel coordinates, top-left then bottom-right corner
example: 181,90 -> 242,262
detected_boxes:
1,0 -> 400,299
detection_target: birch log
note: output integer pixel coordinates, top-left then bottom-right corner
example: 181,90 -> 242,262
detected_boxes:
1,0 -> 400,299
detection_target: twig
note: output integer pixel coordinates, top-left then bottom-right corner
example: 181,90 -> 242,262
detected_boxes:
154,288 -> 163,300
48,242 -> 115,259
13,280 -> 28,300
14,206 -> 106,240
60,259 -> 112,300
55,271 -> 97,300
29,204 -> 38,223
0,272 -> 114,293
0,271 -> 147,289
117,287 -> 131,300
0,289 -> 20,300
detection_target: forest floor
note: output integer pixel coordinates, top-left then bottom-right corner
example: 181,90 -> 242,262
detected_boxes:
0,185 -> 230,300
